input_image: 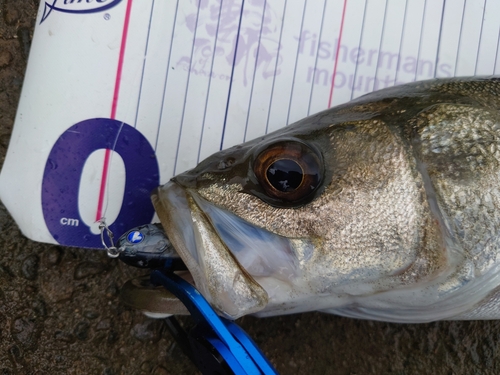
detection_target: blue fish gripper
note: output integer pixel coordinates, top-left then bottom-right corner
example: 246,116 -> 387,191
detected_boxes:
150,270 -> 279,375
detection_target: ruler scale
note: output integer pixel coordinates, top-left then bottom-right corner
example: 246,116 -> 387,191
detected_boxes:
1,0 -> 500,248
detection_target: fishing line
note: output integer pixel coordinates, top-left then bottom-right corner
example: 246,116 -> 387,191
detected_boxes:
98,121 -> 125,224
96,0 -> 133,224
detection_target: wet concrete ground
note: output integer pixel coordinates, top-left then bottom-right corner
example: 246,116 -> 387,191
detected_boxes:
2,1 -> 500,374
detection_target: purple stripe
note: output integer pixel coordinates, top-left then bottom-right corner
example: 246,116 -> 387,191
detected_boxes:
414,0 -> 427,82
494,19 -> 500,74
286,0 -> 308,126
155,0 -> 180,152
373,0 -> 389,88
134,0 -> 156,128
307,0 -> 328,115
349,0 -> 368,100
220,0 -> 246,150
173,0 -> 203,175
265,0 -> 287,135
474,0 -> 487,75
394,0 -> 409,85
434,0 -> 447,77
453,0 -> 467,76
243,0 -> 269,142
197,0 -> 225,163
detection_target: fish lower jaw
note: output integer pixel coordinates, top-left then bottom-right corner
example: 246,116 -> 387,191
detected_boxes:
153,181 -> 325,318
152,181 -> 269,319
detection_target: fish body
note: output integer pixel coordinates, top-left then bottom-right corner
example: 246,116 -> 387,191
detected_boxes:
151,77 -> 500,322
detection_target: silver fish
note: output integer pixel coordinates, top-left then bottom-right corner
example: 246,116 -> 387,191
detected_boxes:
140,77 -> 500,323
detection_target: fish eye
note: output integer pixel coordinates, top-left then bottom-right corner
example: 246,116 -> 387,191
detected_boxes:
253,141 -> 322,203
266,159 -> 303,192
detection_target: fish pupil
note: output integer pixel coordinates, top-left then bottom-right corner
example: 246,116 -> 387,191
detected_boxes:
266,159 -> 303,192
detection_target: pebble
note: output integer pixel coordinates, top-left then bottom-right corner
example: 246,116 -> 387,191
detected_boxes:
73,321 -> 90,341
0,202 -> 10,226
105,282 -> 119,298
8,345 -> 21,360
54,330 -> 75,344
53,355 -> 66,363
17,28 -> 31,60
0,263 -> 14,280
2,6 -> 19,25
140,361 -> 154,372
152,366 -> 171,375
84,310 -> 99,320
44,247 -> 62,266
40,270 -> 73,303
74,261 -> 105,280
131,319 -> 161,343
10,77 -> 21,88
91,331 -> 107,346
0,50 -> 12,69
32,299 -> 47,318
96,319 -> 110,331
11,317 -> 38,349
107,329 -> 119,344
21,254 -> 39,280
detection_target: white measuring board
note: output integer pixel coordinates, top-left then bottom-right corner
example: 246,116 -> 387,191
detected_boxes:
1,0 -> 499,249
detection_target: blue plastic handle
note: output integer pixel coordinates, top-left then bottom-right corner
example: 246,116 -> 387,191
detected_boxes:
150,270 -> 278,375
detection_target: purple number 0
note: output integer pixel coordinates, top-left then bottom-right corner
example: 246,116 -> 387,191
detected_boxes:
42,118 -> 159,248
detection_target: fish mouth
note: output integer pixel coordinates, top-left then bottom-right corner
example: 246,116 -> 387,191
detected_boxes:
151,181 -> 299,319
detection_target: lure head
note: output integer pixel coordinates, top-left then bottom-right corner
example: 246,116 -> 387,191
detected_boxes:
117,223 -> 184,270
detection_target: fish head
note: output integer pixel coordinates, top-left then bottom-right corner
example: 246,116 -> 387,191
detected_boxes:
153,78 -> 500,321
152,109 -> 439,320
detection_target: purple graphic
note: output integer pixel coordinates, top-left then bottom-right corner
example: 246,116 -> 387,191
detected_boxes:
41,0 -> 123,23
177,0 -> 283,85
296,28 -> 453,95
42,118 -> 159,248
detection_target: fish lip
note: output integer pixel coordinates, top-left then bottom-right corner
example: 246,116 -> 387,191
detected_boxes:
151,181 -> 269,319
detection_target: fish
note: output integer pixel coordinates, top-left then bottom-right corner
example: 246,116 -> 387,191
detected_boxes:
125,77 -> 500,323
